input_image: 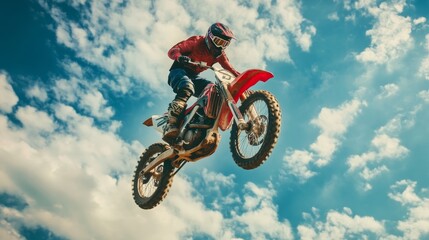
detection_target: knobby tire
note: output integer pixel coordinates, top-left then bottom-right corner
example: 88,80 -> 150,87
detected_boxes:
229,90 -> 282,170
132,143 -> 174,209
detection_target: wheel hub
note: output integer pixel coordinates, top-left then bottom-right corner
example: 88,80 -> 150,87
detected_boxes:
152,165 -> 164,183
247,115 -> 267,146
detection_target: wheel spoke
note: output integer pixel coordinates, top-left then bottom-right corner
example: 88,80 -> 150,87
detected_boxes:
236,99 -> 269,159
139,174 -> 158,197
133,143 -> 175,209
230,91 -> 281,170
137,154 -> 165,198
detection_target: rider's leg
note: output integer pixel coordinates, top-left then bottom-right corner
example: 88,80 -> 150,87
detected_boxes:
164,69 -> 195,141
163,88 -> 192,139
192,76 -> 212,97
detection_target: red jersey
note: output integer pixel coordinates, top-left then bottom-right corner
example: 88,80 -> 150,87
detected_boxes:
168,36 -> 240,77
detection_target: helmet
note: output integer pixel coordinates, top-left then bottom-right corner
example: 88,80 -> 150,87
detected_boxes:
205,23 -> 235,50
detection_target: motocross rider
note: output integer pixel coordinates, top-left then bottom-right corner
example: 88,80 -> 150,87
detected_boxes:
163,22 -> 240,142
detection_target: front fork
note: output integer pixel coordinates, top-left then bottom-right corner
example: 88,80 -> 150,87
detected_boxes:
240,91 -> 259,121
222,84 -> 258,130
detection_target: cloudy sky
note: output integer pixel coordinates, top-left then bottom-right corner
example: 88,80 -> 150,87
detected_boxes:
1,0 -> 429,239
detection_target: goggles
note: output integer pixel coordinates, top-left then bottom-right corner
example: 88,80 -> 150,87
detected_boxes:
208,31 -> 230,49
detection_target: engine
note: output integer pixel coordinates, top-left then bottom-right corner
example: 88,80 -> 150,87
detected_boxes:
183,129 -> 204,148
183,110 -> 212,149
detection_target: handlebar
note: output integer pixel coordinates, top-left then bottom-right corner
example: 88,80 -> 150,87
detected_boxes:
187,60 -> 213,70
187,60 -> 234,82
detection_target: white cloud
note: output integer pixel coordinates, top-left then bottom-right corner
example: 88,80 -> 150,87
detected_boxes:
201,168 -> 235,188
372,134 -> 409,158
1,101 -> 207,239
310,99 -> 366,166
420,57 -> 429,80
311,99 -> 365,137
419,90 -> 429,103
388,180 -> 429,239
413,17 -> 427,25
0,73 -> 164,239
16,106 -> 55,134
146,101 -> 155,108
346,102 -> 420,190
70,23 -> 89,49
283,99 -> 366,182
39,0 -> 316,94
52,76 -> 114,120
347,134 -> 408,171
418,34 -> 429,80
53,77 -> 80,103
342,0 -> 353,11
297,207 -> 386,240
328,12 -> 340,21
347,151 -> 377,171
62,60 -> 83,78
26,84 -> 48,102
347,117 -> 409,190
354,0 -> 413,64
80,89 -> 114,119
0,218 -> 22,240
354,0 -> 377,11
294,181 -> 429,240
55,24 -> 73,49
345,13 -> 356,22
359,165 -> 389,180
283,149 -> 316,182
0,72 -> 19,113
378,83 -> 399,99
158,177 -> 227,239
231,182 -> 293,240
310,136 -> 338,167
0,70 -> 295,240
424,34 -> 429,51
0,130 -> 292,240
389,180 -> 422,205
376,109 -> 420,135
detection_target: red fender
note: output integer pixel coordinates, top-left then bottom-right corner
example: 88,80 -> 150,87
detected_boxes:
218,69 -> 274,131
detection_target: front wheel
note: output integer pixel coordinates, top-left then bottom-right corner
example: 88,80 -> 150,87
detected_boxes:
132,143 -> 174,209
230,90 -> 281,170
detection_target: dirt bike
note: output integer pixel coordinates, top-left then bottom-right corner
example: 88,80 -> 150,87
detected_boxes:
132,61 -> 282,209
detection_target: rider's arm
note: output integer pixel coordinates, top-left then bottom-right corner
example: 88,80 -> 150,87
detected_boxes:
168,47 -> 181,61
168,36 -> 198,61
217,53 -> 240,77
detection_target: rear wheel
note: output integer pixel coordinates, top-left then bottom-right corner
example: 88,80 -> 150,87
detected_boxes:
132,143 -> 174,209
229,90 -> 281,170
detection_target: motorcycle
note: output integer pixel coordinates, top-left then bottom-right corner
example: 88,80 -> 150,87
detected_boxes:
132,61 -> 282,209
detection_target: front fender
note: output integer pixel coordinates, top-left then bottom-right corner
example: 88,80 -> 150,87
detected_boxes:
228,69 -> 274,101
217,69 -> 274,131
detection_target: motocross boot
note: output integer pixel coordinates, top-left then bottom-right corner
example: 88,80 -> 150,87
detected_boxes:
162,99 -> 186,143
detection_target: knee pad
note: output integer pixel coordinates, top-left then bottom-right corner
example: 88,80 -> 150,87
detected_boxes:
177,81 -> 195,96
175,84 -> 194,103
168,71 -> 195,94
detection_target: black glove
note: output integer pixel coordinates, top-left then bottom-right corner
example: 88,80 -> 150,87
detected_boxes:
178,56 -> 191,63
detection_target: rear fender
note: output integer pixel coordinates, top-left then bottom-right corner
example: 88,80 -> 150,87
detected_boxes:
143,114 -> 167,134
218,69 -> 274,131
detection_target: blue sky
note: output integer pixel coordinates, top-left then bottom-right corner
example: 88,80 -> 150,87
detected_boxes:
1,0 -> 429,239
